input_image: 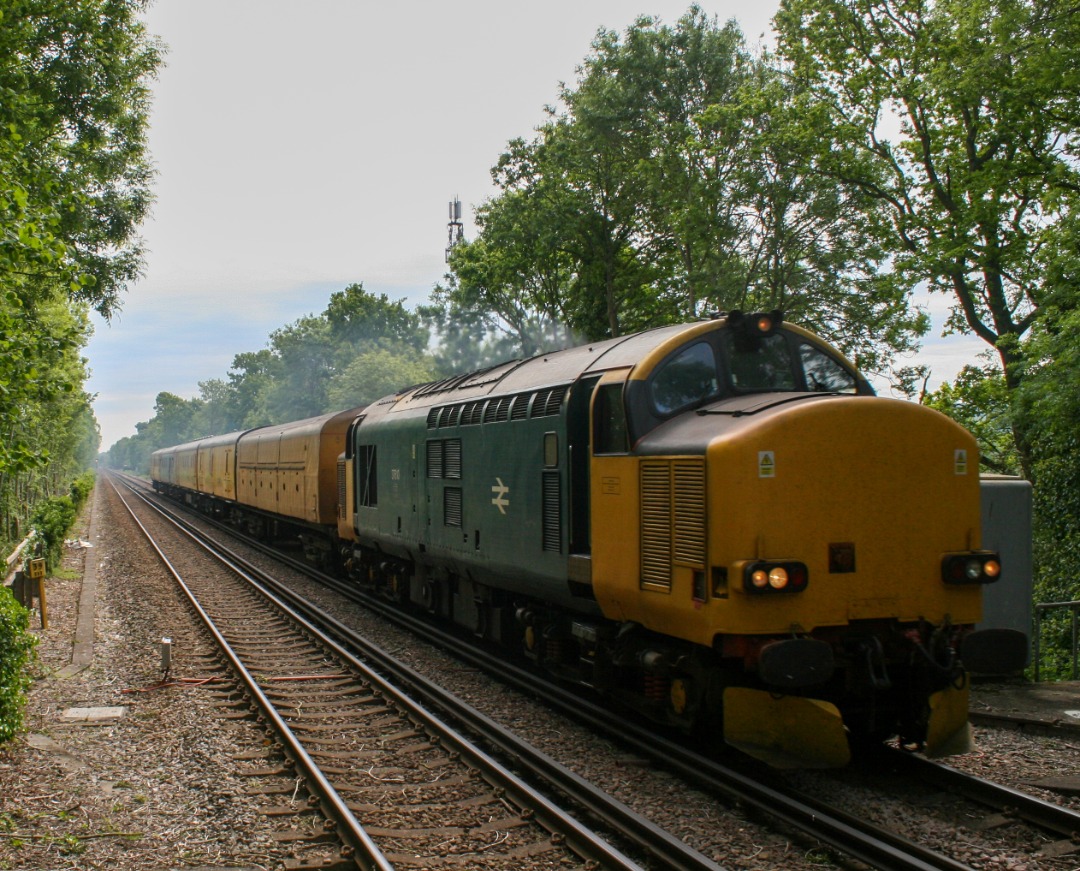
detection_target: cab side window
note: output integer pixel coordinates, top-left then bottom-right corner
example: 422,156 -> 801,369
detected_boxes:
649,342 -> 720,416
798,343 -> 857,393
594,383 -> 629,454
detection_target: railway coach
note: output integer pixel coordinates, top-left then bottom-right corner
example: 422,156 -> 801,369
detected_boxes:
152,407 -> 363,565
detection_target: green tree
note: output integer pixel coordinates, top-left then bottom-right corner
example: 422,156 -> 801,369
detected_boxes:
1,0 -> 158,555
451,7 -> 925,371
774,0 -> 1080,469
0,0 -> 161,319
326,348 -> 435,409
923,363 -> 1020,475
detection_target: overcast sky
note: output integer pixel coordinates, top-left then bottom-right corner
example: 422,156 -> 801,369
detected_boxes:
84,0 -> 984,449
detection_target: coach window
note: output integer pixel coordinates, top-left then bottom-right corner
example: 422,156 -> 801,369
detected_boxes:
649,342 -> 720,416
798,342 -> 857,393
594,383 -> 629,453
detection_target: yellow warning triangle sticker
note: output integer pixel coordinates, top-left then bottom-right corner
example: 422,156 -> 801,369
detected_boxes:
758,451 -> 776,478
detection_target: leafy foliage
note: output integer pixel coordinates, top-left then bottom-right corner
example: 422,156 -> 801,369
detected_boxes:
0,587 -> 37,744
105,284 -> 440,472
0,0 -> 161,319
30,494 -> 76,570
1,0 -> 157,554
442,7 -> 926,374
774,0 -> 1080,470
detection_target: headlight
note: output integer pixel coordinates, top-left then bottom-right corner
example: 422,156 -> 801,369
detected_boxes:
743,561 -> 808,594
941,552 -> 1002,584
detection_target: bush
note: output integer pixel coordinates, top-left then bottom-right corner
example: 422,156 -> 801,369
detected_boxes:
70,471 -> 95,511
0,587 -> 38,743
31,494 -> 77,570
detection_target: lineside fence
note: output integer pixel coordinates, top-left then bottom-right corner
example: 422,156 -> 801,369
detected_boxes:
1034,600 -> 1080,681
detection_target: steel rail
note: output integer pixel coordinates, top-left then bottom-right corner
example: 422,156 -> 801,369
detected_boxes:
882,747 -> 1080,840
114,475 -> 648,871
126,475 -> 976,871
110,478 -> 392,871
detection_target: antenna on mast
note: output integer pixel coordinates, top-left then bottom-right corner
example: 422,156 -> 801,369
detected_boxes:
446,196 -> 464,262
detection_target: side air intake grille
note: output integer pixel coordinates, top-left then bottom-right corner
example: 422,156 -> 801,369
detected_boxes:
444,487 -> 463,527
640,458 -> 706,590
542,472 -> 561,553
443,439 -> 462,479
336,458 -> 347,518
427,441 -> 443,478
640,463 -> 673,589
673,460 -> 706,565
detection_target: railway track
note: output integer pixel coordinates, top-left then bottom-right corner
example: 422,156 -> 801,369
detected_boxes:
110,475 -> 650,871
120,473 -> 1079,870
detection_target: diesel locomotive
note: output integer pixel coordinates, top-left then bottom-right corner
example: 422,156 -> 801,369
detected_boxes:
152,311 -> 1028,767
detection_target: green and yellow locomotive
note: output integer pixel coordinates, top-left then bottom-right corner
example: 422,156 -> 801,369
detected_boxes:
336,312 -> 1026,766
154,312 -> 1027,766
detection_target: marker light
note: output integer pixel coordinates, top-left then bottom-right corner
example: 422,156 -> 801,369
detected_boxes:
744,561 -> 808,594
941,552 -> 1002,584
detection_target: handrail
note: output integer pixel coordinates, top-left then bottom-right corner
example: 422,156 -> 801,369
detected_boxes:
3,530 -> 37,583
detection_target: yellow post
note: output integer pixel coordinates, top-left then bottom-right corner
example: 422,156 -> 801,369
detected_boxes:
26,558 -> 47,630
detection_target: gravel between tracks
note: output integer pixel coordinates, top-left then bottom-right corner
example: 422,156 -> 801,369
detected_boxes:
2,482 -> 1078,871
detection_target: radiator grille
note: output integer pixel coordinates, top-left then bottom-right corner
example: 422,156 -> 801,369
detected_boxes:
640,463 -> 673,588
542,471 -> 561,553
532,386 -> 567,418
640,458 -> 706,590
673,460 -> 706,565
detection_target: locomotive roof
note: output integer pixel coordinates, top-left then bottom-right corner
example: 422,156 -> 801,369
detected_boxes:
382,321 -> 714,414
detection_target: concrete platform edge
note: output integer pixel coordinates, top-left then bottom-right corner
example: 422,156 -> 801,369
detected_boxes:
54,482 -> 99,679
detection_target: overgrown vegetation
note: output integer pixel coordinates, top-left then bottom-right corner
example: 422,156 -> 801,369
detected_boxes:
0,589 -> 37,744
30,471 -> 94,570
0,0 -> 159,743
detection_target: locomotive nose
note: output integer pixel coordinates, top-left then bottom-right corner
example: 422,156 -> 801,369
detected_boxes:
704,393 -> 985,633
